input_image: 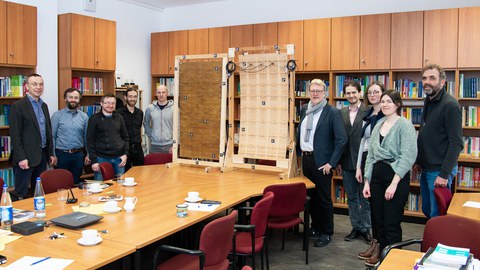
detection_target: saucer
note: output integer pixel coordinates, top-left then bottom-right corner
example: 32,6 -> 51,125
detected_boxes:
103,206 -> 121,213
88,188 -> 103,194
77,236 -> 102,246
123,182 -> 137,187
185,197 -> 203,203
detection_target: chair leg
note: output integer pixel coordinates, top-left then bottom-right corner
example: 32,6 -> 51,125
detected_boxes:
265,236 -> 270,270
260,247 -> 264,270
281,229 -> 285,250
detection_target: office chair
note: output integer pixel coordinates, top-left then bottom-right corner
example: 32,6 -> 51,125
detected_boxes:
99,162 -> 115,180
39,169 -> 75,194
144,152 -> 173,165
433,187 -> 453,216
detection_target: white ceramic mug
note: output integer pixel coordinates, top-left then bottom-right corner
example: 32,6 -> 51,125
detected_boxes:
104,200 -> 118,211
188,191 -> 200,200
82,229 -> 100,243
124,177 -> 135,185
123,196 -> 137,212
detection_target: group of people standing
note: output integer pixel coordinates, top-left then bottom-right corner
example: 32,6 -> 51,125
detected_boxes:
298,64 -> 463,267
9,77 -> 174,200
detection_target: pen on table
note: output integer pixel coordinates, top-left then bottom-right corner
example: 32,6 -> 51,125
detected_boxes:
30,256 -> 51,266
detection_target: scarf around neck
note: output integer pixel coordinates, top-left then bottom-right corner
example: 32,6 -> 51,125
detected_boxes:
304,99 -> 327,142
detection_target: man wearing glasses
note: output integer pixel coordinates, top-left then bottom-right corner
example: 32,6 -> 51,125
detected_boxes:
87,93 -> 129,180
10,73 -> 56,199
297,79 -> 347,247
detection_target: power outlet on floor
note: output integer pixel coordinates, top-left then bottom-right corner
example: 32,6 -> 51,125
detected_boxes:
83,0 -> 96,12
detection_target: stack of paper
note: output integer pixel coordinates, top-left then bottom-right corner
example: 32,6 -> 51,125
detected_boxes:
414,243 -> 474,270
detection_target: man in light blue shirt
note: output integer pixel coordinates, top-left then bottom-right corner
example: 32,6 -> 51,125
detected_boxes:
51,88 -> 90,184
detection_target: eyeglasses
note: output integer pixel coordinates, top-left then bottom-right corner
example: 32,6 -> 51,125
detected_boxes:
102,101 -> 115,105
29,82 -> 44,88
367,90 -> 381,96
310,90 -> 325,94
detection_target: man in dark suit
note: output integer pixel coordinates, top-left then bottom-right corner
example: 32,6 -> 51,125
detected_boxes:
338,81 -> 372,243
9,74 -> 55,199
297,79 -> 347,247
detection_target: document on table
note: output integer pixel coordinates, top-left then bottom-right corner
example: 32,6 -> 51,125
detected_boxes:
0,235 -> 21,251
186,203 -> 220,212
71,204 -> 105,215
0,256 -> 73,270
463,201 -> 480,209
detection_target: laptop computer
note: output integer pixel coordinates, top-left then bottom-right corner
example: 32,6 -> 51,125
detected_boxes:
50,212 -> 103,229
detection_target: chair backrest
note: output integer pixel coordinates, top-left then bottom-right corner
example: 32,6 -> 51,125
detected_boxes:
264,182 -> 306,217
99,162 -> 115,180
200,210 -> 237,267
144,153 -> 173,165
39,169 -> 75,194
433,187 -> 453,216
251,191 -> 274,238
0,177 -> 4,189
422,215 -> 480,258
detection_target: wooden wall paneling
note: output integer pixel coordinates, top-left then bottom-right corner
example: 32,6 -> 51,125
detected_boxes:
303,18 -> 331,71
230,24 -> 254,48
424,9 -> 458,68
331,16 -> 360,70
188,28 -> 208,54
253,22 -> 278,47
391,11 -> 424,69
6,2 -> 36,66
151,32 -> 169,75
95,18 -> 116,71
360,14 -> 391,70
0,1 -> 6,64
168,30 -> 188,75
278,20 -> 304,71
70,14 -> 95,69
208,26 -> 230,54
458,7 -> 480,68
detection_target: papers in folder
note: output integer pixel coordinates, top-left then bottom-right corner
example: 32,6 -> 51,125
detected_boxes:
0,256 -> 73,270
185,203 -> 220,212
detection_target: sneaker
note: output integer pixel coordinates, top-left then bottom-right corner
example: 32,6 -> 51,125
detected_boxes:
309,228 -> 321,238
358,239 -> 377,260
359,230 -> 372,244
364,242 -> 380,267
344,229 -> 360,241
314,234 -> 332,247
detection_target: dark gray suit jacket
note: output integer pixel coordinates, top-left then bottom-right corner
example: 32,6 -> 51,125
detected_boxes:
339,104 -> 368,170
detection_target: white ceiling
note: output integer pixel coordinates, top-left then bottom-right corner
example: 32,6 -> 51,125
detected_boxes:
118,0 -> 226,10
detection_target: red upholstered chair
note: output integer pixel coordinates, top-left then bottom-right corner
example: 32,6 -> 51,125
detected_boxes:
99,162 -> 115,180
263,182 -> 310,264
39,169 -> 75,194
433,187 -> 453,216
144,153 -> 173,165
0,177 -> 4,189
233,191 -> 274,270
379,215 -> 480,265
153,210 -> 237,270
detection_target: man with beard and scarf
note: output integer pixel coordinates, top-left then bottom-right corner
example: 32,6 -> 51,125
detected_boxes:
117,87 -> 144,171
297,79 -> 347,247
416,64 -> 463,218
51,88 -> 90,184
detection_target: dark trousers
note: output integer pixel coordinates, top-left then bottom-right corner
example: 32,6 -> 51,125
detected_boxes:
370,161 -> 409,251
125,143 -> 144,172
302,154 -> 334,236
55,150 -> 85,185
13,148 -> 48,197
361,151 -> 377,240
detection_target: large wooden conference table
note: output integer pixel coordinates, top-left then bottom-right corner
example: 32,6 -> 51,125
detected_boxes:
447,192 -> 480,221
8,164 -> 314,269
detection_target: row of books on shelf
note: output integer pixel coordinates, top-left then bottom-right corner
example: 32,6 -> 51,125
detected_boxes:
71,77 -> 104,95
79,105 -> 101,118
157,77 -> 176,97
459,74 -> 480,98
294,100 -> 308,121
462,136 -> 480,158
456,166 -> 480,188
295,80 -> 330,97
335,74 -> 388,97
406,191 -> 422,212
0,136 -> 11,159
401,107 -> 422,125
0,104 -> 10,126
462,106 -> 479,127
0,75 -> 26,97
334,184 -> 347,204
393,79 -> 424,98
0,168 -> 14,187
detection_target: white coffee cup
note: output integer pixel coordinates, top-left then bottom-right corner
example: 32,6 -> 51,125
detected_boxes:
90,182 -> 101,191
188,191 -> 200,200
124,177 -> 135,185
104,200 -> 118,212
82,229 -> 100,243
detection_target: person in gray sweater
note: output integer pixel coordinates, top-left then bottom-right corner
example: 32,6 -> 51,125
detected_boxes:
144,85 -> 174,153
362,90 -> 417,267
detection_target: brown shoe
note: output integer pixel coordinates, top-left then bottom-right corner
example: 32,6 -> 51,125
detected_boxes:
365,243 -> 380,267
358,239 -> 377,260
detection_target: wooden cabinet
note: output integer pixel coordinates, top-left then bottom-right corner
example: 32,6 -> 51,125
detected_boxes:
391,11 -> 424,69
0,2 -> 6,64
458,7 -> 480,68
278,21 -> 304,72
331,16 -> 360,70
424,9 -> 458,68
254,23 -> 277,47
303,19 -> 331,72
168,30 -> 188,75
360,14 -> 391,70
188,28 -> 208,55
151,32 -> 169,75
208,26 -> 230,54
231,25 -> 253,48
94,18 -> 116,70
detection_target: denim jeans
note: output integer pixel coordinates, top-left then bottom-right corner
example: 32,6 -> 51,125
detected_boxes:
420,166 -> 457,219
55,150 -> 85,184
94,156 -> 125,180
343,169 -> 371,232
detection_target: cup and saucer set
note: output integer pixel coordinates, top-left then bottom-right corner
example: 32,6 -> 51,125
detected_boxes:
185,191 -> 203,203
77,229 -> 103,246
122,177 -> 137,187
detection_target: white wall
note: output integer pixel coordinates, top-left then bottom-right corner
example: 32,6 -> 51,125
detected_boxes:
160,0 -> 480,31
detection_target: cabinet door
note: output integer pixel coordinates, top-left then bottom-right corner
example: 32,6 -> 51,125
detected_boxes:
188,28 -> 208,54
391,11 -> 423,69
6,2 -> 36,66
208,26 -> 230,54
168,30 -> 188,75
278,20 -> 304,71
360,14 -> 391,70
331,16 -> 360,70
458,7 -> 480,68
231,25 -> 253,48
424,9 -> 458,68
95,18 -> 116,71
0,1 -> 6,64
151,32 -> 169,75
303,18 -> 331,71
71,14 -> 95,69
254,22 -> 277,47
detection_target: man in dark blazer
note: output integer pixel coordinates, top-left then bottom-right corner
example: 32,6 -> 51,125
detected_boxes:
297,79 -> 347,247
9,74 -> 55,199
338,81 -> 372,243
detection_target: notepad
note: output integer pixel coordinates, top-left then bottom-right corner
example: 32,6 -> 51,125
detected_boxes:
185,203 -> 220,212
